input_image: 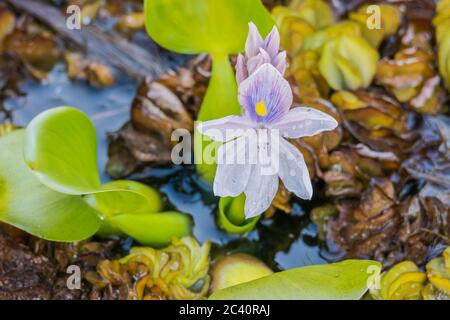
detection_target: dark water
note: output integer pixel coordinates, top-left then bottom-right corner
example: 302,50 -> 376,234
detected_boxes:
4,63 -> 332,271
4,63 -> 136,179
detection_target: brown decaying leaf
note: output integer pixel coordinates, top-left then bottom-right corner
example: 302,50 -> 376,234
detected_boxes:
65,52 -> 115,87
106,57 -> 208,178
106,78 -> 194,178
376,21 -> 446,114
326,115 -> 450,268
327,179 -> 449,268
331,90 -> 418,158
0,6 -> 15,50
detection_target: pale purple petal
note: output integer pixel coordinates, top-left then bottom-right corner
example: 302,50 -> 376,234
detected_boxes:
272,51 -> 287,75
213,135 -> 256,197
244,164 -> 278,218
236,54 -> 248,85
264,26 -> 281,58
270,107 -> 338,138
197,115 -> 255,142
247,48 -> 271,75
278,138 -> 313,200
245,22 -> 264,58
238,64 -> 293,124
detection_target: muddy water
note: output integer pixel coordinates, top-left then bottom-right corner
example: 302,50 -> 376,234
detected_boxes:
4,63 -> 333,271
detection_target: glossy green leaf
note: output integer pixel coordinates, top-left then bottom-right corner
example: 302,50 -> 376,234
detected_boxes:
144,0 -> 274,55
24,106 -> 101,195
109,211 -> 193,247
84,180 -> 164,238
198,54 -> 241,121
85,180 -> 163,218
210,260 -> 381,300
0,131 -> 101,241
85,180 -> 164,238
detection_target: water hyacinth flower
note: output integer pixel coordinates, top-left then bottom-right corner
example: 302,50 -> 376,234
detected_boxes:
236,22 -> 287,84
198,24 -> 338,218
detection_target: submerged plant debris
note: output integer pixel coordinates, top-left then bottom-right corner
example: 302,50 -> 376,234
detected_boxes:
0,0 -> 449,300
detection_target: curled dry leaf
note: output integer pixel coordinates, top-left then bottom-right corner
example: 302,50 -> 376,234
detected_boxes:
331,90 -> 416,157
376,22 -> 445,114
131,81 -> 193,137
85,62 -> 115,87
106,56 -> 208,178
66,52 -> 115,87
326,114 -> 450,267
327,178 -> 449,268
107,76 -> 194,178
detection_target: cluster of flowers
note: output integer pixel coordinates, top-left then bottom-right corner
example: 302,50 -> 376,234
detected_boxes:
199,23 -> 338,218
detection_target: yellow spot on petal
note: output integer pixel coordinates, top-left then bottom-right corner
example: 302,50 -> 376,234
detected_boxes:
255,100 -> 268,117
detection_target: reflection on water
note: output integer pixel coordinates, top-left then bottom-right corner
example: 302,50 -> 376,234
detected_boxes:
4,63 -> 333,271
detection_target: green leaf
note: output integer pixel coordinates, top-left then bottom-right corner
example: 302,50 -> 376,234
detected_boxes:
24,106 -> 101,195
144,0 -> 274,55
0,130 -> 101,241
209,260 -> 381,300
217,195 -> 259,234
109,211 -> 193,247
85,180 -> 164,239
84,180 -> 164,238
198,54 -> 241,121
85,180 -> 163,218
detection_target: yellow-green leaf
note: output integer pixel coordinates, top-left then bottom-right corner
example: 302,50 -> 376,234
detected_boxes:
144,0 -> 274,55
0,130 -> 101,241
210,260 -> 381,300
24,107 -> 101,195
